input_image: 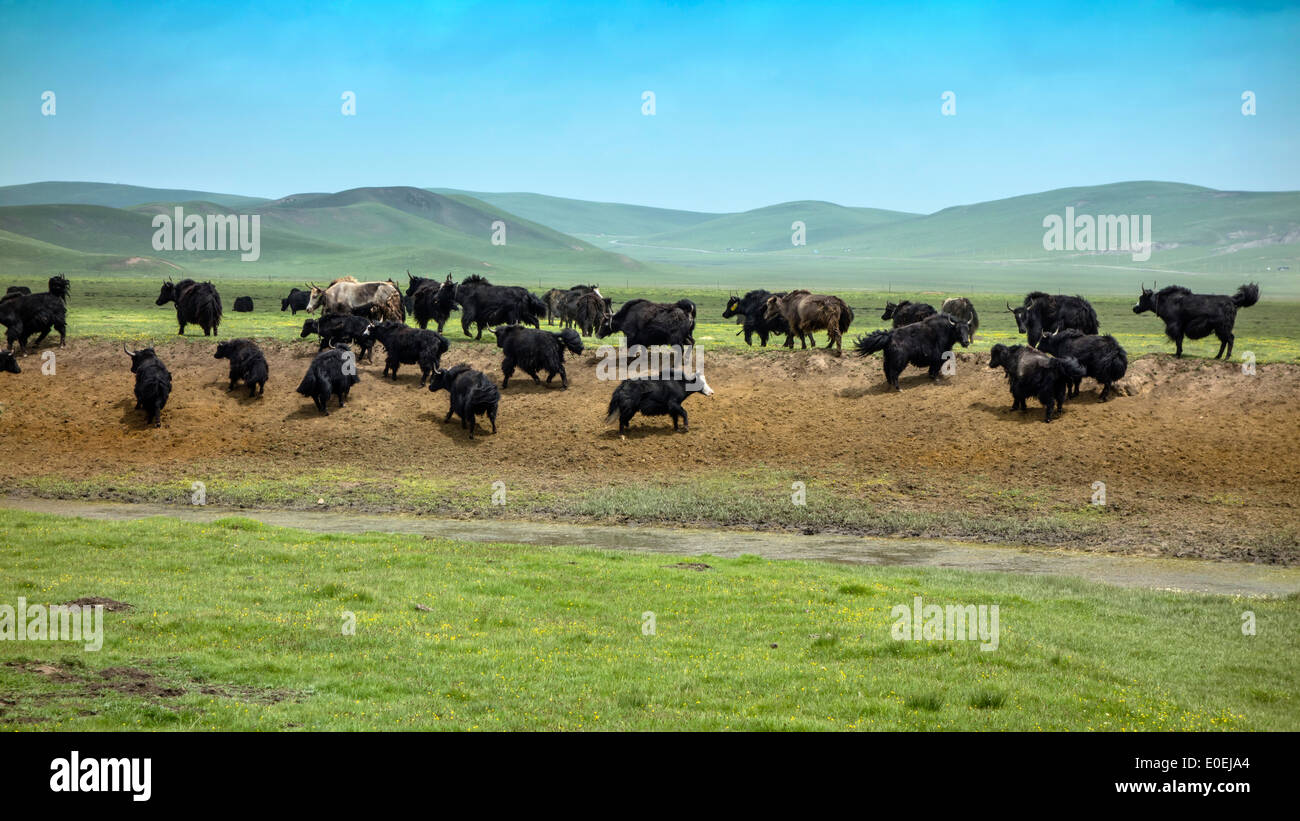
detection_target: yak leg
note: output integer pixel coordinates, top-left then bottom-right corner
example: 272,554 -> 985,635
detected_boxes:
488,408 -> 497,433
55,321 -> 66,347
1173,333 -> 1184,358
669,401 -> 688,431
525,367 -> 541,384
444,404 -> 455,423
177,321 -> 186,335
501,357 -> 515,388
1217,331 -> 1233,360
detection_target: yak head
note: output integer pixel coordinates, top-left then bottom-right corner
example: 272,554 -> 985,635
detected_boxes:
946,315 -> 972,347
155,280 -> 178,306
881,301 -> 907,321
988,343 -> 1012,370
1133,284 -> 1158,314
123,343 -> 158,373
723,294 -> 742,320
304,283 -> 325,313
0,351 -> 20,374
762,295 -> 784,321
213,340 -> 239,360
299,319 -> 318,338
1006,301 -> 1031,334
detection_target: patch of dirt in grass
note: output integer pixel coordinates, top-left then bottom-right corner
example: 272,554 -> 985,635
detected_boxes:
665,562 -> 712,571
63,596 -> 133,612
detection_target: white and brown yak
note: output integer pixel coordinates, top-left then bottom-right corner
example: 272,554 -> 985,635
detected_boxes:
306,276 -> 404,322
763,290 -> 853,353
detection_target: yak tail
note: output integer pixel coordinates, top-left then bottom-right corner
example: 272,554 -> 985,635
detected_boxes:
1056,355 -> 1088,384
605,393 -> 620,424
472,380 -> 500,408
558,327 -> 584,355
1082,301 -> 1100,334
853,330 -> 891,357
1100,343 -> 1129,383
838,303 -> 854,333
1233,283 -> 1260,309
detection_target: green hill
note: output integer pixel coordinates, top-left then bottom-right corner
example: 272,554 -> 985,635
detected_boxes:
430,188 -> 723,237
630,200 -> 920,252
0,181 -> 268,209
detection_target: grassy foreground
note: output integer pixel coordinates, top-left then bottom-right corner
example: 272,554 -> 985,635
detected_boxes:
0,510 -> 1295,730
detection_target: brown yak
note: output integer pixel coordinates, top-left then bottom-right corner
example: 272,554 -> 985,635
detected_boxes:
305,276 -> 404,321
763,290 -> 852,353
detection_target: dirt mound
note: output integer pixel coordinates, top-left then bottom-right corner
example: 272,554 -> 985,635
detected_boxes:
63,596 -> 132,612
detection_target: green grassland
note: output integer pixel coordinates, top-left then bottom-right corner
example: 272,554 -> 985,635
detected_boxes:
0,509 -> 1294,730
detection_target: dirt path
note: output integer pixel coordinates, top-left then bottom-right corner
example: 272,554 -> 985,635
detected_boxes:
1,338 -> 1296,562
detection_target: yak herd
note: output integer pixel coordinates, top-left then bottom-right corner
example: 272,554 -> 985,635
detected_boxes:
0,273 -> 1263,430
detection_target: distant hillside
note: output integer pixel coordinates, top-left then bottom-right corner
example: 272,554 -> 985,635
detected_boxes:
431,188 -> 723,237
0,181 -> 267,209
631,200 -> 920,252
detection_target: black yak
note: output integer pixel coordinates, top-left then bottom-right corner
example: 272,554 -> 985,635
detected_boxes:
296,345 -> 360,415
1036,328 -> 1128,401
853,313 -> 971,390
724,289 -> 790,347
299,314 -> 375,361
156,278 -> 222,336
368,321 -> 449,385
491,325 -> 583,389
764,291 -> 853,351
940,297 -> 979,335
1132,283 -> 1259,359
213,339 -> 268,398
3,286 -> 31,299
881,300 -> 936,327
600,298 -> 696,351
1008,292 -> 1098,348
429,364 -> 499,438
452,275 -> 546,340
0,275 -> 69,352
406,274 -> 459,332
281,287 -> 311,314
233,296 -> 254,312
124,344 -> 172,427
0,351 -> 20,374
605,369 -> 715,434
988,344 -> 1087,423
571,291 -> 612,337
553,285 -> 606,331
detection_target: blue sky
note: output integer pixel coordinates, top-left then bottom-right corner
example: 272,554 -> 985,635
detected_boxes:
0,0 -> 1296,213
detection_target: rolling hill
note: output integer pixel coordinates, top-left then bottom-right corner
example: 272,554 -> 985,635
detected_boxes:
430,188 -> 723,237
628,200 -> 920,252
0,181 -> 268,209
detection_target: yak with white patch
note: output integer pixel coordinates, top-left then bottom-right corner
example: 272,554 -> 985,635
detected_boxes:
605,370 -> 714,434
429,364 -> 499,438
214,339 -> 268,398
492,325 -> 584,389
988,344 -> 1087,423
853,313 -> 972,390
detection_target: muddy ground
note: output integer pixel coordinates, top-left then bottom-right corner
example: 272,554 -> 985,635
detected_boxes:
1,338 -> 1297,563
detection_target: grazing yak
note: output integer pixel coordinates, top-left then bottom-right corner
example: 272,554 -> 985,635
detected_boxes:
940,297 -> 979,335
157,278 -> 222,336
406,274 -> 458,332
429,364 -> 500,438
306,277 -> 404,322
1036,329 -> 1128,401
881,300 -> 937,327
572,292 -> 612,337
988,343 -> 1087,423
124,344 -> 172,427
0,275 -> 70,352
296,345 -> 360,415
299,315 -> 376,361
854,313 -> 972,390
1008,292 -> 1099,348
368,321 -> 449,386
1132,283 -> 1259,359
281,288 -> 311,314
599,298 -> 696,351
0,351 -> 20,374
764,290 -> 852,352
492,325 -> 583,389
605,370 -> 714,434
453,275 -> 547,340
233,296 -> 254,312
213,339 -> 268,398
724,289 -> 790,347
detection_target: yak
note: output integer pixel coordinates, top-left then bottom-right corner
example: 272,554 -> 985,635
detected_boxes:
599,298 -> 696,351
988,343 -> 1087,423
940,297 -> 979,335
299,314 -> 375,361
0,275 -> 69,352
406,274 -> 459,332
1132,283 -> 1259,359
429,364 -> 499,438
605,370 -> 714,434
233,296 -> 254,312
723,289 -> 790,347
491,325 -> 583,389
305,277 -> 404,321
0,351 -> 20,374
881,300 -> 936,327
368,321 -> 449,386
764,290 -> 852,351
157,278 -> 222,336
213,339 -> 268,398
296,345 -> 360,415
1036,328 -> 1128,401
1008,292 -> 1098,348
571,292 -> 612,337
452,275 -> 546,340
553,285 -> 607,331
281,288 -> 311,314
124,344 -> 172,427
854,313 -> 972,390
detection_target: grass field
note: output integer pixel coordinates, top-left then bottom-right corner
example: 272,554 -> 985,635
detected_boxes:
0,509 -> 1295,730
